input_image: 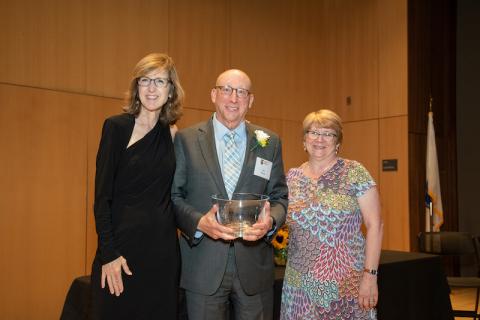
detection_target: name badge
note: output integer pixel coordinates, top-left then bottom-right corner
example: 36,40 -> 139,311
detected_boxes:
254,157 -> 272,180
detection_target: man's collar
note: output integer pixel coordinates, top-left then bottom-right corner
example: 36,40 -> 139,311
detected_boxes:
213,112 -> 246,141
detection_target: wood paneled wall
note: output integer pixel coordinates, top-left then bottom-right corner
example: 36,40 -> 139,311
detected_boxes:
0,84 -> 89,318
0,0 -> 408,318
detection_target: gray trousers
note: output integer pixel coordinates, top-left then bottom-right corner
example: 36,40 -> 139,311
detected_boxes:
185,247 -> 273,320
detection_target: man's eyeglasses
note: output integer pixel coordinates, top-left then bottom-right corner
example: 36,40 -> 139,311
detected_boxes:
215,85 -> 251,99
306,130 -> 337,140
137,77 -> 171,88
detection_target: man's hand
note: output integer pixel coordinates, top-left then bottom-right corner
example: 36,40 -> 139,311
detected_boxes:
242,202 -> 273,241
197,205 -> 236,240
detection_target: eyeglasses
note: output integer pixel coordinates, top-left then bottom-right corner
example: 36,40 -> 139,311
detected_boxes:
306,130 -> 337,140
137,77 -> 171,88
215,85 -> 251,99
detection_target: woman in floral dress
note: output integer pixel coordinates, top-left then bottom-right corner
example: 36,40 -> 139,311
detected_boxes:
280,109 -> 383,319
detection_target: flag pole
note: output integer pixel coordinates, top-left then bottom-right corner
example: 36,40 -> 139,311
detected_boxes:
430,202 -> 434,234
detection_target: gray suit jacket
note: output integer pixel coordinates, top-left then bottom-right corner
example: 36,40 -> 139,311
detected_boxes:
172,117 -> 288,295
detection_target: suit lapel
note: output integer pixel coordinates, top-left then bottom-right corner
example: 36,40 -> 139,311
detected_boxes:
235,124 -> 258,191
197,119 -> 227,195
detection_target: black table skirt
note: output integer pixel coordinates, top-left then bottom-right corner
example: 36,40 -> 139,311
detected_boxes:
377,250 -> 453,320
61,250 -> 453,320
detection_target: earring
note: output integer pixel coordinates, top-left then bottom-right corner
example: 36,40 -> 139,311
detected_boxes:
335,145 -> 339,155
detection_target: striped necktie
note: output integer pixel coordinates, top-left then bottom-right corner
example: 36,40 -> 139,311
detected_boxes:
223,131 -> 242,199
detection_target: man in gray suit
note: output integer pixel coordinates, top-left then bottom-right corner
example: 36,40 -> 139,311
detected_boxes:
172,69 -> 288,320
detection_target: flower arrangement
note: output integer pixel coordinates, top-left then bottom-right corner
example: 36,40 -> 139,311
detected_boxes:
251,130 -> 270,151
272,225 -> 289,266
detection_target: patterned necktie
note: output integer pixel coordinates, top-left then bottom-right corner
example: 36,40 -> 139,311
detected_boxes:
223,131 -> 242,199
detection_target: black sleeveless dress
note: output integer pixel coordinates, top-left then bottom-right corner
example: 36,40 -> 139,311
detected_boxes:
91,113 -> 179,319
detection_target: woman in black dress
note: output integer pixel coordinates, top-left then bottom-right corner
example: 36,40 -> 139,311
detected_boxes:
91,53 -> 184,319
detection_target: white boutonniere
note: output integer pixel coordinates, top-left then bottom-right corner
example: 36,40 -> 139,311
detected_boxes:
251,130 -> 270,151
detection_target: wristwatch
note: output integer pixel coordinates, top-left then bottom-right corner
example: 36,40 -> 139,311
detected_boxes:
364,268 -> 378,276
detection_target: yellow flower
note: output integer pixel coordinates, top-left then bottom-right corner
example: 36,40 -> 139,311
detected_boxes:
272,225 -> 289,250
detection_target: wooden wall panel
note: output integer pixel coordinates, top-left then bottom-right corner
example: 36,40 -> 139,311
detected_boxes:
168,0 -> 229,110
379,116 -> 409,250
176,108 -> 214,130
85,0 -> 169,98
378,0 -> 407,117
334,0 -> 379,122
341,119 -> 380,183
0,0 -> 85,92
280,121 -> 308,172
230,0 -> 337,122
0,84 -> 87,319
247,115 -> 283,139
408,132 -> 425,249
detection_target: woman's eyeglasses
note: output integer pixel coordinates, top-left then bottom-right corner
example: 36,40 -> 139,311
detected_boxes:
306,130 -> 337,140
137,77 -> 171,88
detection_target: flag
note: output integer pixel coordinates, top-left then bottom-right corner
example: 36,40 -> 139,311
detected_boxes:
425,111 -> 444,231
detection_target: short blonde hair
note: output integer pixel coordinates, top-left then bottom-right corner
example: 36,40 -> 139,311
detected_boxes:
302,109 -> 343,144
123,53 -> 184,125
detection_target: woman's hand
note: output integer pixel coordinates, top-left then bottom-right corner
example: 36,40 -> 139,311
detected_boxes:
101,256 -> 132,296
358,272 -> 378,310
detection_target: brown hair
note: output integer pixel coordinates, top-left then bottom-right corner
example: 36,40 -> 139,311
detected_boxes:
123,53 -> 184,125
302,109 -> 343,144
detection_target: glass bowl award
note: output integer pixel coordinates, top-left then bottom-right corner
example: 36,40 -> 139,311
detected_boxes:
212,193 -> 269,238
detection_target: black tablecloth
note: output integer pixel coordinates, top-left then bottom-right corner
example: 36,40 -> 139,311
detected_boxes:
377,250 -> 453,320
61,250 -> 453,320
60,276 -> 91,320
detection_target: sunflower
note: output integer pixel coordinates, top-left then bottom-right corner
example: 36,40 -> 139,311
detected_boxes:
272,225 -> 289,250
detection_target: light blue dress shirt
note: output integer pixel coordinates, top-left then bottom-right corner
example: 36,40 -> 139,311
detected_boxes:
212,113 -> 247,180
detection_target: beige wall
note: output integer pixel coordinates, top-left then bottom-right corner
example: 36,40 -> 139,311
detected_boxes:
0,0 -> 407,318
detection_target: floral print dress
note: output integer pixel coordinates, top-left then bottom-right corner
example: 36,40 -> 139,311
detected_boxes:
280,158 -> 376,320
